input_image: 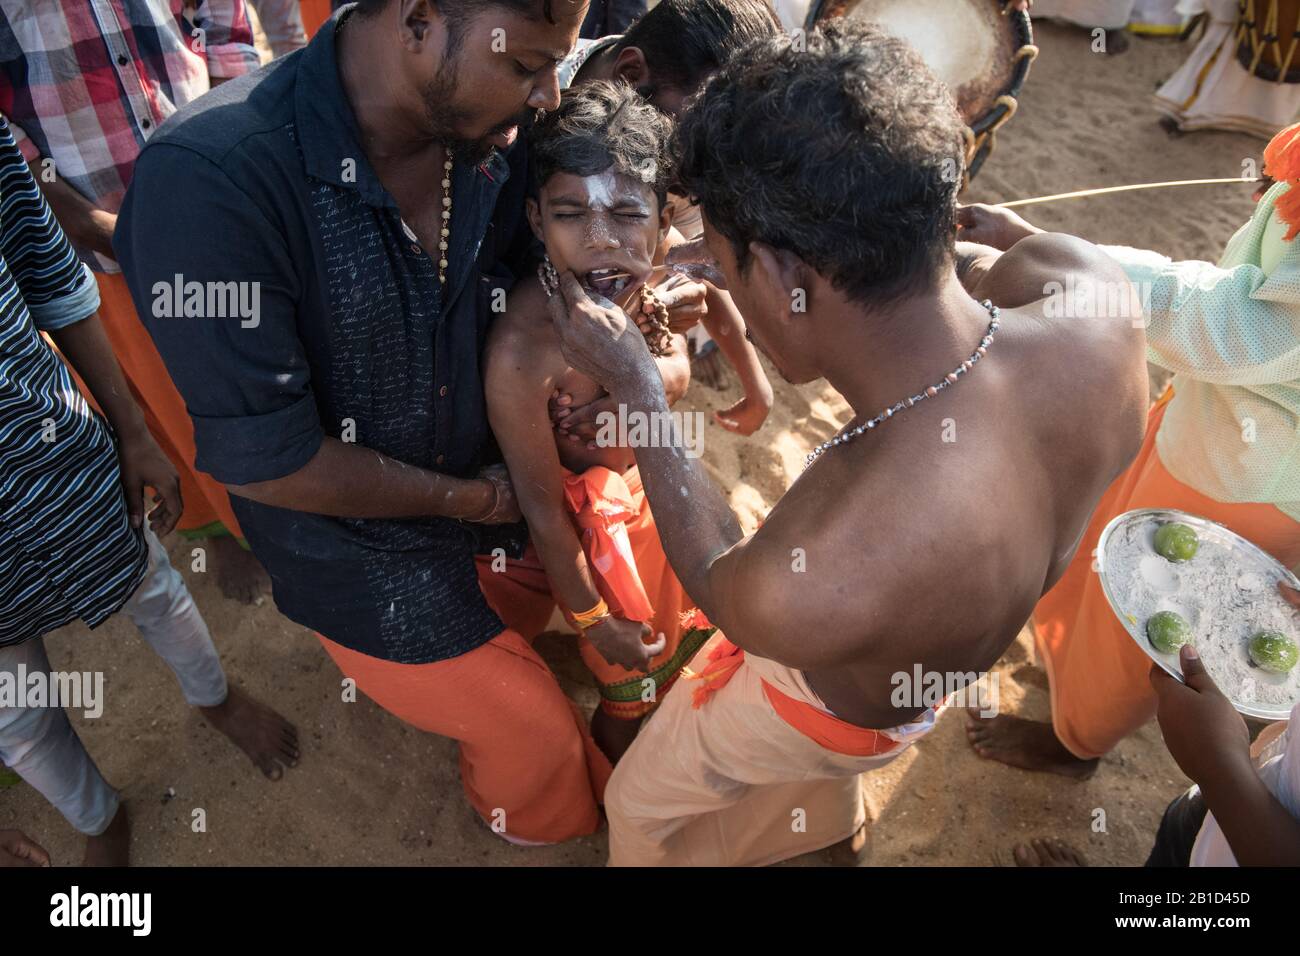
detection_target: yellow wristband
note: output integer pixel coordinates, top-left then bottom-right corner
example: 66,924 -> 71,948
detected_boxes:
572,597 -> 610,630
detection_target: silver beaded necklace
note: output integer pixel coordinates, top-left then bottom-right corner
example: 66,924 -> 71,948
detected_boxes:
804,299 -> 1001,470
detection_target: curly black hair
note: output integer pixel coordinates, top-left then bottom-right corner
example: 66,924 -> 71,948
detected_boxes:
616,0 -> 782,96
672,19 -> 967,304
530,81 -> 673,208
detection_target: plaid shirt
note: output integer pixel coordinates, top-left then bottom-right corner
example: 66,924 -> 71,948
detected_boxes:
0,1 -> 259,272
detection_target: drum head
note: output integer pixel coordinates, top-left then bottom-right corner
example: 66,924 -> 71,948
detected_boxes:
810,0 -> 1028,125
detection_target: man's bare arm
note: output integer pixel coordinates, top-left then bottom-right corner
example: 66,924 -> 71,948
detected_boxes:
618,381 -> 746,614
552,332 -> 690,441
614,383 -> 858,667
954,240 -> 1003,295
966,232 -> 1138,314
27,158 -> 117,261
1203,759 -> 1300,866
548,269 -> 871,667
227,437 -> 505,521
48,312 -> 183,534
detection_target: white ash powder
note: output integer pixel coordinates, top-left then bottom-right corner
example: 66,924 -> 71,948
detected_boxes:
1103,514 -> 1300,715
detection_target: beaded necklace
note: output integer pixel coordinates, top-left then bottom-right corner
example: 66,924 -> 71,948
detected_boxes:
804,299 -> 1001,470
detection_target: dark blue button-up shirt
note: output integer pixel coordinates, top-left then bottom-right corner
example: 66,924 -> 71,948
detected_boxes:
115,14 -> 531,663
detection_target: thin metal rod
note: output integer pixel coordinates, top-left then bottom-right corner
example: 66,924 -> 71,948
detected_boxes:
597,263 -> 675,282
997,177 -> 1260,208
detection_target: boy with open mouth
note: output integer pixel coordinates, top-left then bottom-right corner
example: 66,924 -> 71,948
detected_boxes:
486,81 -> 707,763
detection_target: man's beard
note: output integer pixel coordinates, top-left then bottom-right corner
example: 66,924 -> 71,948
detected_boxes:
422,60 -> 539,166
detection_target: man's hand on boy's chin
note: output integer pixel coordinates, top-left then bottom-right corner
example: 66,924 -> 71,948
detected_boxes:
548,269 -> 660,400
1150,645 -> 1252,787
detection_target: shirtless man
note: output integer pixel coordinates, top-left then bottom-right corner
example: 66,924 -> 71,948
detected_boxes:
547,19 -> 1150,865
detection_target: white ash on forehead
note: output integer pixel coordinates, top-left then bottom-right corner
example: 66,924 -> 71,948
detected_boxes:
1103,514 -> 1300,715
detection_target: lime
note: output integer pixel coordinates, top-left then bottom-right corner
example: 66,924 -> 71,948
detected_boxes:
1147,610 -> 1192,654
1154,522 -> 1199,563
1248,631 -> 1299,674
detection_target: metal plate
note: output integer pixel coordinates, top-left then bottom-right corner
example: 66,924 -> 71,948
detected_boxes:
1097,508 -> 1300,720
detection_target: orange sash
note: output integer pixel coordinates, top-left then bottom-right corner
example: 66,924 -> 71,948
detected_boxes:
686,637 -> 903,758
760,682 -> 901,757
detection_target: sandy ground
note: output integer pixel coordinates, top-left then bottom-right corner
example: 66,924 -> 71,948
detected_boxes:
1,21 -> 1269,866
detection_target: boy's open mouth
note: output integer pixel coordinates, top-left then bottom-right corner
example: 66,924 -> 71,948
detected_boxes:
582,268 -> 632,299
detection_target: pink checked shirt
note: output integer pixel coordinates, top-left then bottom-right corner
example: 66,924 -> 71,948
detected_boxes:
0,1 -> 260,271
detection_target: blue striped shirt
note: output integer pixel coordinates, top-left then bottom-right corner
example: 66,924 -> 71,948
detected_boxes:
0,116 -> 147,647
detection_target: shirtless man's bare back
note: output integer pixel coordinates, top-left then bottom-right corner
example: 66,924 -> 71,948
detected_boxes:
546,20 -> 1150,865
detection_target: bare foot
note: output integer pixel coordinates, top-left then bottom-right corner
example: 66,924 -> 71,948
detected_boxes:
83,803 -> 130,867
690,343 -> 728,390
1013,838 -> 1087,867
210,535 -> 269,605
964,710 -> 1099,779
591,709 -> 643,765
200,685 -> 299,780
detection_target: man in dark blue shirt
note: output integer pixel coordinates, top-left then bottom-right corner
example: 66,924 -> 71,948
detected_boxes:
114,1 -> 622,844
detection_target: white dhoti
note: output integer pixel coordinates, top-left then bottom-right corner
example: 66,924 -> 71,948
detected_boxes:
1155,0 -> 1300,138
1033,0 -> 1138,29
605,633 -> 943,866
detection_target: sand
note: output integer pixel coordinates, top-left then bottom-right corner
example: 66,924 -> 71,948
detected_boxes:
0,22 -> 1271,866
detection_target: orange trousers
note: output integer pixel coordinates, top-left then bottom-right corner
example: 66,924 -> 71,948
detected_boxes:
94,271 -> 242,538
1033,394 -> 1300,759
316,549 -> 612,845
298,0 -> 332,36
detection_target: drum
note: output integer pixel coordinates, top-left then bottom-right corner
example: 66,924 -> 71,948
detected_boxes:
806,0 -> 1037,184
1236,0 -> 1300,83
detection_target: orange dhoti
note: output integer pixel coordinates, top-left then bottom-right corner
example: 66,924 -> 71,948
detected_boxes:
298,0 -> 333,37
561,465 -> 713,720
316,552 -> 611,845
1033,393 -> 1300,759
94,271 -> 243,539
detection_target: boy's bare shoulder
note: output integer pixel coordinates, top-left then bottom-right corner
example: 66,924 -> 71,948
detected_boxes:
492,275 -> 561,353
486,275 -> 570,400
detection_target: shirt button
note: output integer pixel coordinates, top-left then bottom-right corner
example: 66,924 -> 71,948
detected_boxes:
410,243 -> 421,254
116,54 -> 128,66
435,454 -> 445,465
439,385 -> 448,397
141,118 -> 151,129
